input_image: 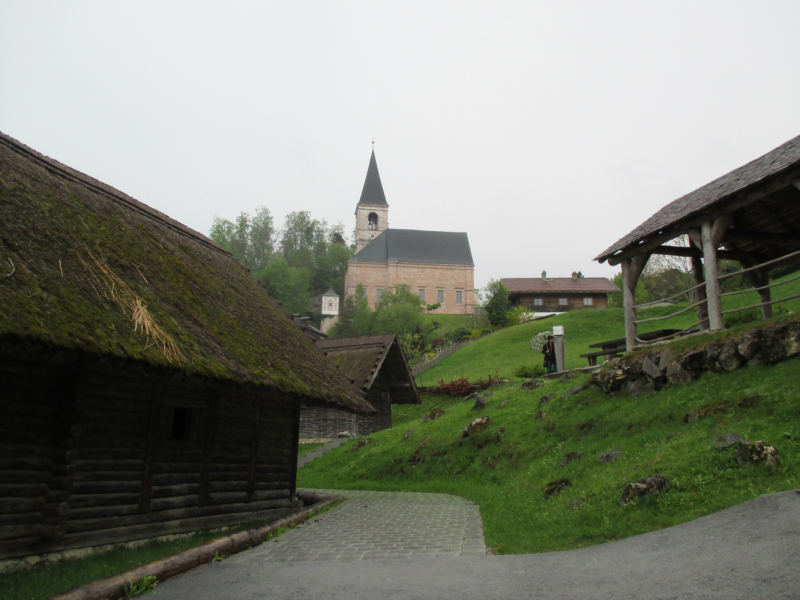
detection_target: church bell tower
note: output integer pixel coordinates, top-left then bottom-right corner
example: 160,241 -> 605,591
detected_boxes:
354,148 -> 389,253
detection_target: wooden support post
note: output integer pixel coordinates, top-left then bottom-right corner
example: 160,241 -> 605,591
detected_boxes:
553,335 -> 565,373
288,396 -> 301,502
701,219 -> 725,331
689,237 -> 709,331
743,266 -> 773,319
621,254 -> 650,351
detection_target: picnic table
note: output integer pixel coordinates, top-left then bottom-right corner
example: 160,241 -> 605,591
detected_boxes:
579,329 -> 683,366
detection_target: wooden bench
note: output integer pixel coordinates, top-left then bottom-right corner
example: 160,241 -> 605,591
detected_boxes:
579,329 -> 685,366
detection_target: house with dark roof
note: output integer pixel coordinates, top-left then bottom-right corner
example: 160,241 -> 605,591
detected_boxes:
502,272 -> 620,311
0,131 -> 372,561
300,335 -> 420,439
345,150 -> 475,314
595,133 -> 800,351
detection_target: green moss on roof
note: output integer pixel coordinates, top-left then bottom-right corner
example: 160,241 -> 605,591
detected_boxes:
0,132 -> 371,414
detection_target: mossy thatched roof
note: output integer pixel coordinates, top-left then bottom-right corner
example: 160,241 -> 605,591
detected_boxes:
0,131 -> 372,414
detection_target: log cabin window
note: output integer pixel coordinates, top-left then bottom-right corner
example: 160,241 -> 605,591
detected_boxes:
368,212 -> 378,230
583,297 -> 593,306
533,298 -> 543,306
559,298 -> 568,306
437,290 -> 444,304
456,290 -> 463,304
169,407 -> 197,441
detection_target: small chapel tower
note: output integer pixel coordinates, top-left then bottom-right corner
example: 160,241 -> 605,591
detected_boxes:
354,148 -> 389,252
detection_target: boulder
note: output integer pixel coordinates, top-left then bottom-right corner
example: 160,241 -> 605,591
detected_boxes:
350,437 -> 373,451
599,451 -> 622,464
523,379 -> 544,391
500,400 -> 508,409
715,432 -> 744,449
403,429 -> 414,440
559,373 -> 575,383
684,412 -> 699,423
657,349 -> 674,371
625,377 -> 654,397
544,477 -> 572,496
484,392 -> 494,397
738,395 -> 761,408
705,344 -> 722,372
539,393 -> 556,406
680,349 -> 707,372
423,408 -> 445,421
560,451 -> 582,466
491,378 -> 510,386
410,436 -> 431,464
641,355 -> 663,379
665,362 -> 693,386
759,326 -> 787,364
782,322 -> 800,357
719,337 -> 744,372
737,329 -> 762,361
595,365 -> 628,393
620,474 -> 671,505
535,410 -> 547,420
736,441 -> 779,469
462,416 -> 490,438
337,431 -> 352,438
471,394 -> 488,411
463,392 -> 481,403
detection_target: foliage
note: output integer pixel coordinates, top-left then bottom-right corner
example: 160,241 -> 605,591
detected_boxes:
125,576 -> 158,598
331,284 -> 372,338
514,364 -> 545,378
210,209 -> 352,315
483,279 -> 512,328
723,308 -> 761,328
506,305 -> 535,326
332,284 -> 423,346
300,357 -> 800,555
425,302 -> 441,313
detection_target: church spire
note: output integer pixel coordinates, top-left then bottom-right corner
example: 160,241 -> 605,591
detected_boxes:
358,149 -> 388,206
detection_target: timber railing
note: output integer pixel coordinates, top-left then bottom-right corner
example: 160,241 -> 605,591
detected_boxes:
631,248 -> 800,347
410,333 -> 490,377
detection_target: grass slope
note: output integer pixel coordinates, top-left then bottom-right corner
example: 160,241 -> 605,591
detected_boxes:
417,273 -> 800,385
299,355 -> 800,554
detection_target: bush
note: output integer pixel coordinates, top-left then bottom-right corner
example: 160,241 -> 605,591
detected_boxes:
448,327 -> 472,343
724,308 -> 761,328
514,364 -> 546,378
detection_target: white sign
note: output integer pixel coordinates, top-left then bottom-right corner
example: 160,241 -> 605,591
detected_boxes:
552,326 -> 564,336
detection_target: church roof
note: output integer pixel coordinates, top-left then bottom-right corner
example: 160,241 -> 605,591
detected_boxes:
350,229 -> 474,266
322,286 -> 338,297
358,149 -> 388,206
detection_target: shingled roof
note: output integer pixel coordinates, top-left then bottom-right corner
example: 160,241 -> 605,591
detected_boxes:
0,131 -> 372,414
501,278 -> 619,294
316,334 -> 420,405
350,229 -> 474,266
358,149 -> 388,206
595,134 -> 800,263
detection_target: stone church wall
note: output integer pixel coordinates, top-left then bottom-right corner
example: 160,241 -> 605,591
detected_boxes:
345,260 -> 475,315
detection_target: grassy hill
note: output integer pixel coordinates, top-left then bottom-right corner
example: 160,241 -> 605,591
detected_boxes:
416,272 -> 800,386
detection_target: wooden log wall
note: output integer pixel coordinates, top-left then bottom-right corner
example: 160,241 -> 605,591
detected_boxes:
355,390 -> 392,436
298,406 -> 356,440
0,351 -> 302,561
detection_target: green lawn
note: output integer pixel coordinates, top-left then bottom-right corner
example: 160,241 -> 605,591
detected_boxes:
298,443 -> 326,457
299,355 -> 800,554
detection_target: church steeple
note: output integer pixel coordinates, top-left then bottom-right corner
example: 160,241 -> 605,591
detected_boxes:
358,150 -> 388,206
354,148 -> 389,252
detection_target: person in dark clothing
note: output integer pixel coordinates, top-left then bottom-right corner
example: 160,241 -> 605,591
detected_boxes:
543,335 -> 558,374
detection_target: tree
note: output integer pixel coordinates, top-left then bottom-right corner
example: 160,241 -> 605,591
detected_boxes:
209,206 -> 276,272
483,279 -> 512,328
330,283 -> 373,338
258,258 -> 311,315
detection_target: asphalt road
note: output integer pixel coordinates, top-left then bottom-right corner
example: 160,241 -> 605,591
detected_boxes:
154,490 -> 800,600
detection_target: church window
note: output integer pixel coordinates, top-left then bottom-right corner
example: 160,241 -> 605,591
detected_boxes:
376,288 -> 383,302
533,298 -> 543,306
368,212 -> 378,230
559,298 -> 568,306
583,297 -> 593,306
437,290 -> 444,304
418,289 -> 425,302
456,291 -> 462,304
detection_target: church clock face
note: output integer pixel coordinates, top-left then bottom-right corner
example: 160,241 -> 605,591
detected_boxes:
368,232 -> 377,240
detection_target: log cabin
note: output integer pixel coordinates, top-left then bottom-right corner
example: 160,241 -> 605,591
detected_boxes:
299,335 -> 420,439
502,273 -> 620,311
0,131 -> 372,562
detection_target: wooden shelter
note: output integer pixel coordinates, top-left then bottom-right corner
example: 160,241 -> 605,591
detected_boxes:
300,335 -> 420,439
595,134 -> 800,351
0,132 -> 372,561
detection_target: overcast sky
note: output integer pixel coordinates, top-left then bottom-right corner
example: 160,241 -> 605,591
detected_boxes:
3,2 -> 800,289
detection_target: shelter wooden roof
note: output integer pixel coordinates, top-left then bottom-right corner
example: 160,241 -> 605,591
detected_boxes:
315,334 -> 421,405
0,131 -> 373,414
595,134 -> 800,266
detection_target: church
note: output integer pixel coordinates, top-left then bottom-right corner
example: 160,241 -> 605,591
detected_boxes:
344,150 -> 475,315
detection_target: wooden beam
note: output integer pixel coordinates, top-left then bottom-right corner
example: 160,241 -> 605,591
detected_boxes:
603,166 -> 800,265
724,230 -> 800,246
701,220 -> 725,331
621,254 -> 649,352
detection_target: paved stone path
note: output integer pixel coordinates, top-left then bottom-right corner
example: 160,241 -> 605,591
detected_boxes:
229,489 -> 485,563
297,439 -> 346,469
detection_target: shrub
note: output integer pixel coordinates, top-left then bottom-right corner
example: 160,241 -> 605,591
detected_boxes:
724,308 -> 760,328
514,364 -> 546,378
